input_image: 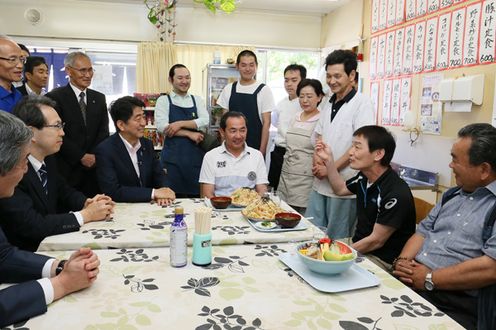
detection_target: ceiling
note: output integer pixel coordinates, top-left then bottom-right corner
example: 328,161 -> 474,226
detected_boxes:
80,0 -> 349,16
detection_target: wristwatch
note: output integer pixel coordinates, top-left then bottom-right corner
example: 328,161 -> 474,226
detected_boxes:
424,272 -> 435,291
55,259 -> 67,276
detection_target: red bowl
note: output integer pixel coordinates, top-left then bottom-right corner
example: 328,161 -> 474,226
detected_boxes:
275,212 -> 301,228
210,196 -> 232,209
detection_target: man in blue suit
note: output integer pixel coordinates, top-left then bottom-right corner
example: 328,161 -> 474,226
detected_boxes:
0,110 -> 100,327
95,96 -> 175,205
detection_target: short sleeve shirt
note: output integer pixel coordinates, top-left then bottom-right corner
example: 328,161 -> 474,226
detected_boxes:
0,85 -> 22,113
199,143 -> 269,196
347,168 -> 416,263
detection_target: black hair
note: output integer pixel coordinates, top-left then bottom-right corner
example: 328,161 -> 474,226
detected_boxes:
24,56 -> 48,78
109,96 -> 145,131
458,123 -> 496,173
13,95 -> 57,129
236,50 -> 257,65
296,79 -> 325,97
168,64 -> 188,80
17,43 -> 30,56
220,111 -> 247,130
353,125 -> 396,167
284,64 -> 307,80
325,49 -> 357,75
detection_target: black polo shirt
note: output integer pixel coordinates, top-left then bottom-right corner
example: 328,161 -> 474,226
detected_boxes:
329,88 -> 357,122
346,167 -> 416,264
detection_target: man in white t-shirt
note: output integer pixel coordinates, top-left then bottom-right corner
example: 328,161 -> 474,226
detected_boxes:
217,50 -> 275,157
306,49 -> 375,239
267,64 -> 306,190
199,112 -> 268,198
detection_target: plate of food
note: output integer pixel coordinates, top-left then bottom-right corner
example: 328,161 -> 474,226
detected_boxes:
254,221 -> 277,230
241,197 -> 286,221
230,187 -> 260,207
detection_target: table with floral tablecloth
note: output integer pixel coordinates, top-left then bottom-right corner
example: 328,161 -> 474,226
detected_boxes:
37,199 -> 314,252
14,243 -> 463,329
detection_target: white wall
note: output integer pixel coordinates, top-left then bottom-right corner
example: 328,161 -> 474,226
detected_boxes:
1,0 -> 322,49
320,0 -> 363,49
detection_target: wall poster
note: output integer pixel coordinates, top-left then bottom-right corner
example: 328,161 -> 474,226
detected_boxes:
420,74 -> 443,135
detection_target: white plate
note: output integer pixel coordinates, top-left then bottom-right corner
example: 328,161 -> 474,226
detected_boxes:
248,219 -> 309,232
279,252 -> 380,293
254,221 -> 277,230
203,198 -> 243,212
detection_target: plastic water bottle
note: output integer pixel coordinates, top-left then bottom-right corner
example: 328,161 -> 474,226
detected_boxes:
170,207 -> 187,267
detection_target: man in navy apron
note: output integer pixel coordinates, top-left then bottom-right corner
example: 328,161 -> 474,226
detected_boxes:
155,64 -> 209,198
217,50 -> 275,157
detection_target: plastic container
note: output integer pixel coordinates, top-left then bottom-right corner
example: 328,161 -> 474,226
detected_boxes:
170,207 -> 187,267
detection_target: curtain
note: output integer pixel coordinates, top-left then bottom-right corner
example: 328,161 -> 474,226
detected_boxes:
175,44 -> 254,96
136,42 -> 176,93
31,49 -> 68,91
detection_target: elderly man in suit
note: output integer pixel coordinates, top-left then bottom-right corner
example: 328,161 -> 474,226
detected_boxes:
95,96 -> 175,205
0,96 -> 114,252
45,51 -> 109,197
0,110 -> 100,327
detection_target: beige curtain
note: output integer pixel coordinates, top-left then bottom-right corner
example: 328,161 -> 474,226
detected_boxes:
136,42 -> 177,93
175,44 -> 255,97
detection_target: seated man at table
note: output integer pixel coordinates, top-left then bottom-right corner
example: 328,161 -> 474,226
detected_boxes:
0,95 -> 114,252
393,123 -> 496,330
0,110 -> 100,327
95,96 -> 175,205
315,125 -> 415,270
199,111 -> 268,198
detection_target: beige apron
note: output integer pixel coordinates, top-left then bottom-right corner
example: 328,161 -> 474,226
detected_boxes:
278,123 -> 317,208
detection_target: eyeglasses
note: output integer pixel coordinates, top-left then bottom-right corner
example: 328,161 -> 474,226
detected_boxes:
0,56 -> 27,65
69,66 -> 94,75
44,122 -> 65,130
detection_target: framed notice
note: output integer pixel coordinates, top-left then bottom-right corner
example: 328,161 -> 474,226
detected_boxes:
370,82 -> 380,124
413,21 -> 426,73
372,0 -> 380,33
479,0 -> 496,64
400,77 -> 412,125
417,0 -> 428,17
396,0 -> 405,24
436,12 -> 452,70
377,33 -> 387,77
402,25 -> 415,74
387,0 -> 397,27
424,17 -> 438,71
385,31 -> 396,77
382,79 -> 393,126
449,8 -> 465,68
406,0 -> 416,20
379,0 -> 388,30
394,28 -> 405,76
370,36 -> 379,79
391,79 -> 402,126
428,0 -> 440,13
463,2 -> 482,66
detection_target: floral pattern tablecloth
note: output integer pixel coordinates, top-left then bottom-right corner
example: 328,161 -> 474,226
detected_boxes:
12,244 -> 463,330
37,199 -> 314,251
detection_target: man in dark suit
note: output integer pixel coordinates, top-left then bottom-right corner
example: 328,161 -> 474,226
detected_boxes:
0,110 -> 100,327
95,96 -> 175,205
16,56 -> 49,96
45,51 -> 109,197
0,96 -> 114,251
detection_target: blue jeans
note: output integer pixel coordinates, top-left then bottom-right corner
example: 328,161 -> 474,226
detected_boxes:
305,190 -> 357,239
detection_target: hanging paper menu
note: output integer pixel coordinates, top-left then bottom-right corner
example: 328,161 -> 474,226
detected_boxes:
370,82 -> 380,124
449,8 -> 465,68
417,0 -> 428,17
394,28 -> 405,76
396,0 -> 405,24
463,2 -> 482,66
436,13 -> 451,70
400,77 -> 412,125
406,0 -> 416,20
377,34 -> 387,78
424,17 -> 438,71
387,0 -> 397,27
428,0 -> 440,13
379,0 -> 388,30
479,0 -> 496,64
391,79 -> 402,126
372,0 -> 380,33
440,0 -> 454,9
370,36 -> 379,80
413,21 -> 426,73
382,80 -> 393,126
385,31 -> 395,77
402,25 -> 415,74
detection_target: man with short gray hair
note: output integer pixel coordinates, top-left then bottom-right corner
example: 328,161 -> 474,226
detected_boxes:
0,111 -> 100,327
46,51 -> 109,197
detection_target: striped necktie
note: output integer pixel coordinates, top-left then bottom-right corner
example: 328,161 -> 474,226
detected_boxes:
79,91 -> 87,125
39,164 -> 48,195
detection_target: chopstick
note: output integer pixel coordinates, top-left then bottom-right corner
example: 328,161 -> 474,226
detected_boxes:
195,207 -> 212,235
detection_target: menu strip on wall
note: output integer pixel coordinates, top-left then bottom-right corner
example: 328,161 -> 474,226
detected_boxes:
436,12 -> 452,70
377,34 -> 387,77
387,0 -> 397,27
463,2 -> 482,66
396,0 -> 406,24
370,82 -> 380,124
372,0 -> 380,33
480,0 -> 496,64
428,0 -> 440,13
449,8 -> 466,68
425,17 -> 439,71
414,21 -> 427,73
417,0 -> 428,17
379,0 -> 388,30
394,28 -> 405,75
370,36 -> 379,79
400,77 -> 412,125
406,0 -> 416,20
385,31 -> 396,76
382,79 -> 393,126
391,79 -> 402,125
402,24 -> 415,74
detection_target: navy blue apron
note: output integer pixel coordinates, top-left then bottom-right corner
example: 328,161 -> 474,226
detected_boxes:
161,95 -> 205,195
228,81 -> 265,150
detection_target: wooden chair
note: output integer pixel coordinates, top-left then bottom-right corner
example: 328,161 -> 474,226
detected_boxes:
414,197 -> 435,224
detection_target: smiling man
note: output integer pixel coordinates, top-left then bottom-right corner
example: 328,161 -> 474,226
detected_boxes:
0,35 -> 24,113
155,64 -> 209,197
316,125 -> 415,270
46,51 -> 109,197
199,111 -> 268,198
17,56 -> 49,96
95,96 -> 175,205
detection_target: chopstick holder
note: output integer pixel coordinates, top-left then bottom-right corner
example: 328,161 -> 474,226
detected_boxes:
192,207 -> 212,266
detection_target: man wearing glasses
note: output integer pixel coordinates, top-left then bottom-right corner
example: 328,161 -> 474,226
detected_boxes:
0,35 -> 25,113
0,95 -> 115,252
46,51 -> 109,197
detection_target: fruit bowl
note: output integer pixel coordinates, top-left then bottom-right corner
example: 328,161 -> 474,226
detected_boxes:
210,196 -> 232,209
297,241 -> 357,275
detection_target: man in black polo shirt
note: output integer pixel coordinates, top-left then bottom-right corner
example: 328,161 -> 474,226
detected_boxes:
315,125 -> 416,270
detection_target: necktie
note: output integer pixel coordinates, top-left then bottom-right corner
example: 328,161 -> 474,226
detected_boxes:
79,91 -> 87,125
39,164 -> 48,195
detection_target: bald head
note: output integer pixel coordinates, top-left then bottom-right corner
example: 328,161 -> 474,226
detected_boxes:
0,36 -> 23,90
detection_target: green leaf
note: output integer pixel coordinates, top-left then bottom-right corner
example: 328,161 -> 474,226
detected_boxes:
220,1 -> 236,13
316,318 -> 332,328
148,304 -> 161,313
101,312 -> 120,318
284,319 -> 302,327
136,314 -> 152,325
130,302 -> 149,307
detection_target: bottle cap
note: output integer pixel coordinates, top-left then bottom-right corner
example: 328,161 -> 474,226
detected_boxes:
175,207 -> 184,214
